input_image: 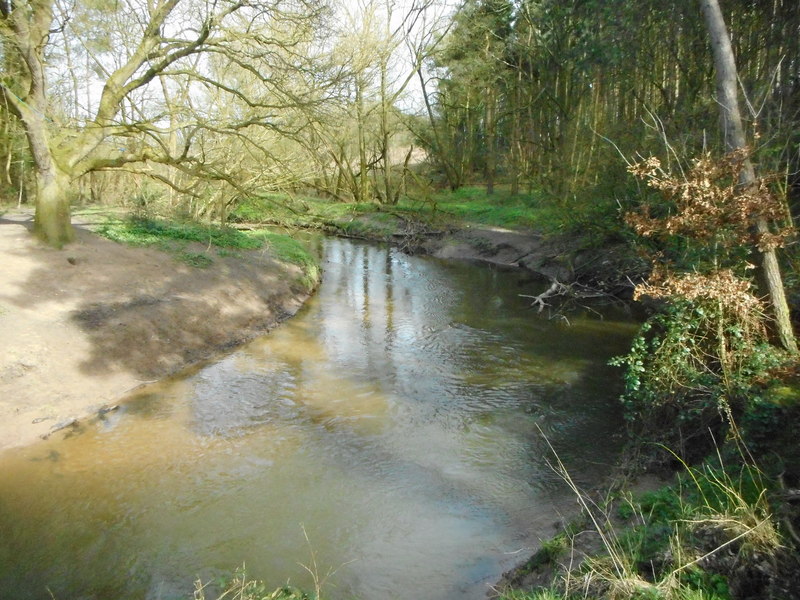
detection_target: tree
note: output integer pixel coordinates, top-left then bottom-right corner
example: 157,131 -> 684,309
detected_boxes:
289,0 -> 441,205
431,0 -> 513,194
0,0 -> 328,246
699,0 -> 797,353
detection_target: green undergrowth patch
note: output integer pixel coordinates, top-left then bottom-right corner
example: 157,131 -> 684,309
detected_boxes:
249,230 -> 320,290
97,217 -> 318,285
231,195 -> 378,230
229,188 -> 573,237
396,185 -> 624,242
194,570 -> 312,600
98,216 -> 261,249
406,186 -> 558,231
97,216 -> 261,269
500,589 -> 564,600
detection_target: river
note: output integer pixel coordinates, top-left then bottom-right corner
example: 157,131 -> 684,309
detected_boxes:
0,237 -> 637,600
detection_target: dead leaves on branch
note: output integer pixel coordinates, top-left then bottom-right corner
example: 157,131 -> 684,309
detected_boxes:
635,267 -> 759,307
635,267 -> 767,342
626,150 -> 788,347
626,149 -> 792,252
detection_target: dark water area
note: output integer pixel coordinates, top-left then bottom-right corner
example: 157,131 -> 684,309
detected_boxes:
0,238 -> 637,600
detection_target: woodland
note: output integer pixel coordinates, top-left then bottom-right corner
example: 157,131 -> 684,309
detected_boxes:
3,0 -> 800,599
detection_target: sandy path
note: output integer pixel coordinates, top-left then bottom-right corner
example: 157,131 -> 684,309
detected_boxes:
0,211 -> 312,450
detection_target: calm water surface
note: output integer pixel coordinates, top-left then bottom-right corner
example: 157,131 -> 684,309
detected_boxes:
0,238 -> 637,600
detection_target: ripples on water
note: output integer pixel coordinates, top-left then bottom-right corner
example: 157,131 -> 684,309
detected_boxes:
0,238 -> 637,600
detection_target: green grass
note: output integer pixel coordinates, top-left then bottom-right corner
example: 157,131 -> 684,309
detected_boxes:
97,217 -> 318,286
498,453 -> 780,600
249,230 -> 320,290
193,570 -> 312,600
229,187 -> 569,235
405,186 -> 556,230
96,216 -> 261,269
98,216 -> 262,249
497,589 -> 564,600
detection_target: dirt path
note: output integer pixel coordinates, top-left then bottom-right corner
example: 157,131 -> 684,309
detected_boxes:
0,211 -> 313,451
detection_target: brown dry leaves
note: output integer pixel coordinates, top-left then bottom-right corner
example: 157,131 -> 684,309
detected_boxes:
626,149 -> 791,251
635,267 -> 765,334
626,150 -> 786,328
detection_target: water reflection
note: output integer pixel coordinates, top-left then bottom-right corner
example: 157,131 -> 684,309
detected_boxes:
0,238 -> 637,600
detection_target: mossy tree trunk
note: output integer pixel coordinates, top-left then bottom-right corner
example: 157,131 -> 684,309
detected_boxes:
1,0 -> 74,247
33,168 -> 73,247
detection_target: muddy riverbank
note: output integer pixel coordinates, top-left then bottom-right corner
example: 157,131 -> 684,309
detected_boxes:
0,211 -> 315,450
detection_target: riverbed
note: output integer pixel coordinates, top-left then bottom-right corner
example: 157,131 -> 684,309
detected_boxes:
0,237 -> 637,600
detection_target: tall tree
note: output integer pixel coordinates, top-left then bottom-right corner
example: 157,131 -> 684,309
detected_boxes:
433,0 -> 513,193
699,0 -> 797,353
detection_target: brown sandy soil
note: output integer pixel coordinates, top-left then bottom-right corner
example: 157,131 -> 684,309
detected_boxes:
0,211 -> 313,451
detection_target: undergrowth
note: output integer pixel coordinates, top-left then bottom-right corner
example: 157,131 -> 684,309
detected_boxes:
97,217 -> 318,287
251,231 -> 320,290
98,216 -> 261,250
193,569 -> 311,600
501,151 -> 800,600
498,444 -> 787,600
228,186 -> 598,239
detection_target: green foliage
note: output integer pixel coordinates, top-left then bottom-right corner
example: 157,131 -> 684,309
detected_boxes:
250,231 -> 320,290
230,194 -> 379,231
483,438 -> 780,600
99,217 -> 262,250
229,186 -> 575,236
610,294 -> 788,447
98,216 -> 266,269
97,217 -> 318,286
229,196 -> 279,223
521,533 -> 570,572
497,588 -> 565,600
677,570 -> 730,600
416,186 -> 553,230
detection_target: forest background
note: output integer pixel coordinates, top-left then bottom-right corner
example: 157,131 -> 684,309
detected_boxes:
3,0 -> 800,599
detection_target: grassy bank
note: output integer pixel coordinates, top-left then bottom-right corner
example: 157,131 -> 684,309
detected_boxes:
491,153 -> 800,600
496,377 -> 800,600
228,186 -> 613,242
94,214 -> 319,291
497,450 -> 800,599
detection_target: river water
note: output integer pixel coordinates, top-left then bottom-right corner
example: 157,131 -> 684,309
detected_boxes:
0,238 -> 636,600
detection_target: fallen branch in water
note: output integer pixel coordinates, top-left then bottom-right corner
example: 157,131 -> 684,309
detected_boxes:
520,280 -> 569,313
520,279 -> 624,319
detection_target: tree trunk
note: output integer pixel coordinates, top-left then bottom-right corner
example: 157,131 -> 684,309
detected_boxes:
20,107 -> 75,246
34,168 -> 74,247
485,88 -> 496,196
699,0 -> 797,353
15,102 -> 75,246
355,76 -> 369,203
416,67 -> 460,191
3,0 -> 75,247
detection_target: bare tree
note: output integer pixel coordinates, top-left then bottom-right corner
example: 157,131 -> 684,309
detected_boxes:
0,0 -> 329,246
